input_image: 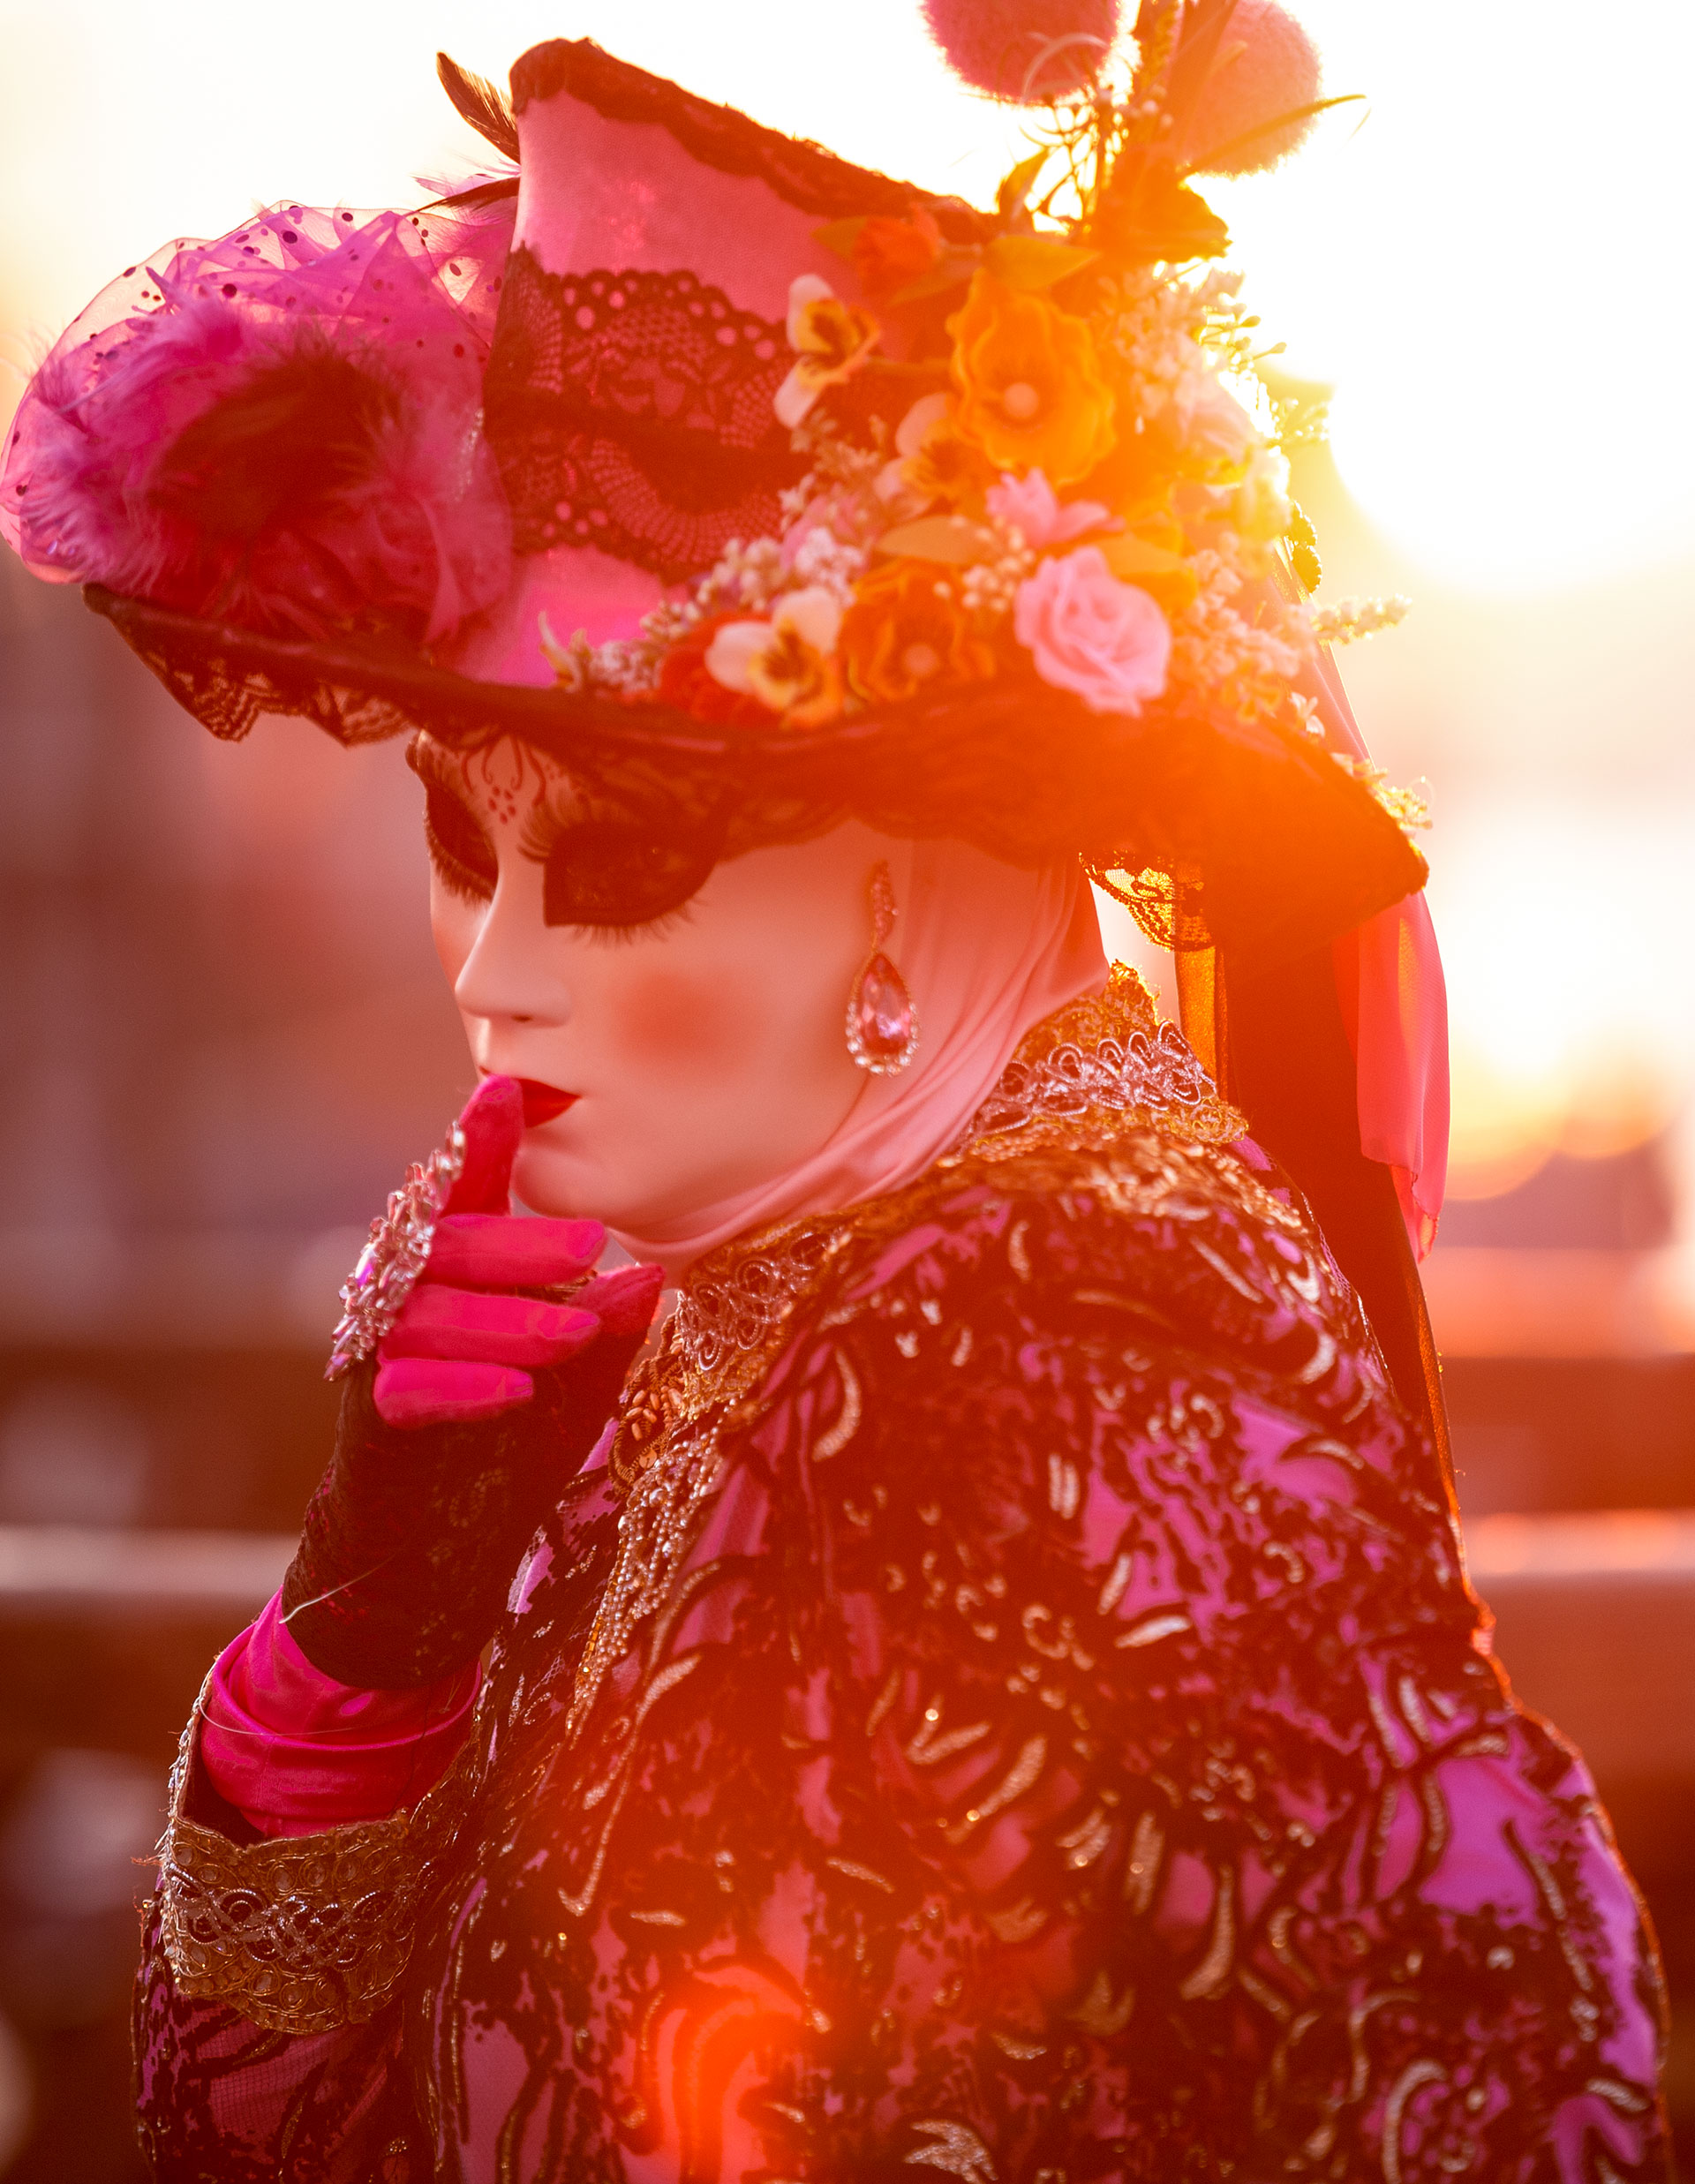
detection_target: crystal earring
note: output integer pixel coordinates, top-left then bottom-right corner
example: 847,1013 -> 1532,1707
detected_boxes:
846,861 -> 919,1075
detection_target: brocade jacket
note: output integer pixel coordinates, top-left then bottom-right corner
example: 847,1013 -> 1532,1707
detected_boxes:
134,972 -> 1669,2182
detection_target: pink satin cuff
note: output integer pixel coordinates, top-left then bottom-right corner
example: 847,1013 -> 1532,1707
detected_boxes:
200,1592 -> 478,1838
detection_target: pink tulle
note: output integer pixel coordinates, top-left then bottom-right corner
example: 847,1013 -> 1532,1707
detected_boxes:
1307,646 -> 1450,1259
200,1592 -> 478,1837
1,192 -> 516,643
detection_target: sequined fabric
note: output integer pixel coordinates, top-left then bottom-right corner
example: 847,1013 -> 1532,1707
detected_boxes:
134,983 -> 1669,2181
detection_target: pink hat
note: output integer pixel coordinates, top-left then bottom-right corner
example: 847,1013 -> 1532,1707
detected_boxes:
0,15 -> 1422,965
461,39 -> 991,688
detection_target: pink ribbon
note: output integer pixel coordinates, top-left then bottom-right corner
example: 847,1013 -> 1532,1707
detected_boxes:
1308,645 -> 1450,1258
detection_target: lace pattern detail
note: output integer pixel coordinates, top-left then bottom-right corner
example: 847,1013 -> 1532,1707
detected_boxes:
565,1422 -> 725,1742
958,968 -> 1245,1156
484,255 -> 802,580
155,1676 -> 469,2035
667,967 -> 1240,1383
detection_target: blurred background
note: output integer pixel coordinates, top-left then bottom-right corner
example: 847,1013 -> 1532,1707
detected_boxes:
0,0 -> 1691,2172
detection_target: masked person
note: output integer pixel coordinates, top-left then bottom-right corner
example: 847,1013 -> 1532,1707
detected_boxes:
3,11 -> 1669,2178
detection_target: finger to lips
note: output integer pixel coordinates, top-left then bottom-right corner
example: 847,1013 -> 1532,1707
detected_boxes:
426,1213 -> 606,1290
445,1074 -> 524,1216
374,1356 -> 534,1428
384,1285 -> 600,1366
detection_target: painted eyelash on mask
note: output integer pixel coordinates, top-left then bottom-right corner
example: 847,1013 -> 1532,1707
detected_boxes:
407,736 -> 497,905
518,785 -> 719,936
422,802 -> 493,905
565,901 -> 699,949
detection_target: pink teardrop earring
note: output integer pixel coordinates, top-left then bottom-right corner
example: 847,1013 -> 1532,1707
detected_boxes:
846,861 -> 920,1076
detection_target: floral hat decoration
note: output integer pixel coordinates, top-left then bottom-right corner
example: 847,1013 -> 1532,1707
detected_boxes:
1,0 -> 1426,968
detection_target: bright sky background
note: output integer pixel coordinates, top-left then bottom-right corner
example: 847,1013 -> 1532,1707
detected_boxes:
4,0 -> 1692,591
2,0 -> 1693,1223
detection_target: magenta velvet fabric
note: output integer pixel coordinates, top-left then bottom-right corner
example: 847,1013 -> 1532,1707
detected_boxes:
138,1131 -> 1669,2178
200,1593 -> 478,1838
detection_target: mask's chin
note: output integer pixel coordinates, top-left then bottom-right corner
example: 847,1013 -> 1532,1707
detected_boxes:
511,1138 -> 606,1225
512,1136 -> 702,1241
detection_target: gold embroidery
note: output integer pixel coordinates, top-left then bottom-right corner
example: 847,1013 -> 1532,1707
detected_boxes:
1115,1611 -> 1192,1649
1125,1809 -> 1164,1916
906,2117 -> 998,2181
1177,1865 -> 1236,2000
812,1352 -> 863,1459
944,1734 -> 1049,1844
568,1425 -> 723,1742
154,970 -> 1273,2040
608,965 -> 1244,1495
825,1856 -> 895,1892
155,1673 -> 471,2036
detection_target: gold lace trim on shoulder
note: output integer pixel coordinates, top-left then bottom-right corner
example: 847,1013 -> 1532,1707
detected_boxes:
656,963 -> 1241,1408
581,964 -> 1248,1752
156,1674 -> 470,2035
951,962 -> 1243,1168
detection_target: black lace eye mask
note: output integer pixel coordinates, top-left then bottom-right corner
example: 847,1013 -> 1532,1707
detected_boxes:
524,810 -> 725,930
408,735 -> 725,930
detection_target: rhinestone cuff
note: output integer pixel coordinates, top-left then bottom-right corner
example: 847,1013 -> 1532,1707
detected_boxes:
326,1118 -> 467,1379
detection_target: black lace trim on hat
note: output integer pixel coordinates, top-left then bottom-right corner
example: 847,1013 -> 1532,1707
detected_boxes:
508,38 -> 992,243
482,252 -> 805,582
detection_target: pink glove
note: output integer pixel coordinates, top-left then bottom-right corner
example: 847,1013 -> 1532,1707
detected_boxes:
281,1076 -> 663,1687
373,1073 -> 658,1427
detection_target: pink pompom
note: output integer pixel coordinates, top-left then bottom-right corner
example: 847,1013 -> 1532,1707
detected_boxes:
1185,0 -> 1322,176
922,0 -> 1123,102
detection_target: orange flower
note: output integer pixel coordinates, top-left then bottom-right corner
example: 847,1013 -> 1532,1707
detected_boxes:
852,207 -> 943,299
840,559 -> 998,707
948,272 -> 1118,488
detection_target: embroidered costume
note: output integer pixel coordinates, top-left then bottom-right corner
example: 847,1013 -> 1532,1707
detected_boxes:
138,977 -> 1666,2177
0,4 -> 1670,2177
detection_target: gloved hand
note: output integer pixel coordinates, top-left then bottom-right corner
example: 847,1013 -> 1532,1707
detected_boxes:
281,1076 -> 664,1688
373,1073 -> 633,1427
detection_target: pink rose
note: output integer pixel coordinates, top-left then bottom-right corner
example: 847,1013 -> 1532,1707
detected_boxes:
1013,545 -> 1171,716
1171,378 -> 1257,465
986,467 -> 1111,549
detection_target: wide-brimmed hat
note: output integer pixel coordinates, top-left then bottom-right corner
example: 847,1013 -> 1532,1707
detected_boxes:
4,11 -> 1425,965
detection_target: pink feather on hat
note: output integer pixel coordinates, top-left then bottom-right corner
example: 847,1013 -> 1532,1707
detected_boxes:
921,0 -> 1124,102
5,202 -> 515,645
